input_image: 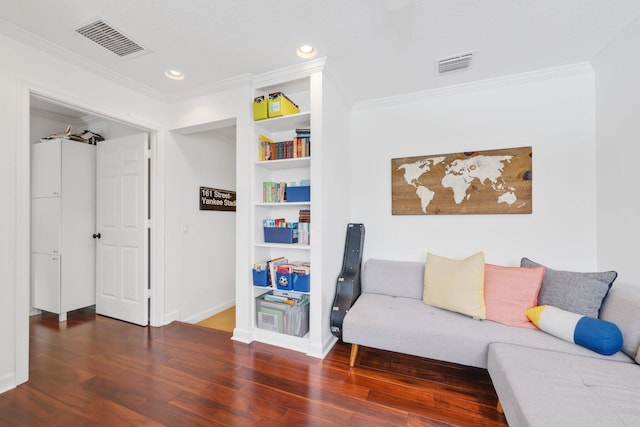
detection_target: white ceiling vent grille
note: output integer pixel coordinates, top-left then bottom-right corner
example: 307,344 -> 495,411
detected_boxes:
437,52 -> 475,73
76,19 -> 145,57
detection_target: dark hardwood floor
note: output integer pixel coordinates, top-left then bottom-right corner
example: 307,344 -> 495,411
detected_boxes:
0,308 -> 508,426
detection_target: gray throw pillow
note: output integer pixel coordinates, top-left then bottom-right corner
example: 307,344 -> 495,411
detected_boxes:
520,257 -> 617,318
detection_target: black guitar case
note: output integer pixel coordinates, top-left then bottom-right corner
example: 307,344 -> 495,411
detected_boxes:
330,223 -> 365,340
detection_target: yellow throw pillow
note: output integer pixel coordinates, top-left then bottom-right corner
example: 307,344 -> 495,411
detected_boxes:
423,252 -> 486,319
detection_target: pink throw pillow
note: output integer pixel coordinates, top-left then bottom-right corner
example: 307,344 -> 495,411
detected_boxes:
484,264 -> 544,328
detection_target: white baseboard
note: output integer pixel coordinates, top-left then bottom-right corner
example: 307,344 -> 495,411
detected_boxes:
0,373 -> 16,395
231,327 -> 253,344
183,299 -> 236,324
164,310 -> 181,325
308,335 -> 338,359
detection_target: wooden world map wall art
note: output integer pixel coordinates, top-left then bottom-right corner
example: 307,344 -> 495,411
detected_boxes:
391,146 -> 532,215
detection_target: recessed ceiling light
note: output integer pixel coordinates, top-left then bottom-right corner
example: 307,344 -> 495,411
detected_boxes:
164,69 -> 184,80
296,45 -> 316,59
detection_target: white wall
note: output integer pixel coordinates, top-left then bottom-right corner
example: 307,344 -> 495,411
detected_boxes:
0,62 -> 19,393
351,69 -> 598,270
593,17 -> 640,288
164,130 -> 237,323
313,72 -> 353,355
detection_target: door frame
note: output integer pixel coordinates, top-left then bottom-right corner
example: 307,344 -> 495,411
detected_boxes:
15,83 -> 166,385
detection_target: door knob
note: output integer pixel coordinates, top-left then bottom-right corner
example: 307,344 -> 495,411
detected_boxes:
93,233 -> 101,239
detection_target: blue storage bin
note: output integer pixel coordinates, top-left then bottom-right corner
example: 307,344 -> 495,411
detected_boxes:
264,227 -> 298,244
286,186 -> 310,202
276,272 -> 294,290
253,269 -> 269,287
292,274 -> 310,292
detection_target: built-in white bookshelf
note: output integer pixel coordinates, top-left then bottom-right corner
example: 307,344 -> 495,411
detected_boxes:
233,58 -> 350,358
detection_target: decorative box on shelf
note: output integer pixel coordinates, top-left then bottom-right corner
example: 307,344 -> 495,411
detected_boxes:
263,227 -> 298,244
286,185 -> 310,202
252,268 -> 269,287
267,92 -> 300,118
255,290 -> 310,337
253,95 -> 268,121
275,272 -> 310,292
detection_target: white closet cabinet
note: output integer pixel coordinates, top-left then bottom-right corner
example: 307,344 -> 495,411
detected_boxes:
31,138 -> 96,321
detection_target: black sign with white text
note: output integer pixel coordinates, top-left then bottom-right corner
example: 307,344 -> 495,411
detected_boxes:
199,187 -> 236,212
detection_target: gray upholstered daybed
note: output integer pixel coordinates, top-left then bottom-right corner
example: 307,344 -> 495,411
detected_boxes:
342,258 -> 640,426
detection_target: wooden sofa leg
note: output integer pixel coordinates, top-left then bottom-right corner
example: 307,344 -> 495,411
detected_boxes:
349,344 -> 359,367
496,401 -> 503,414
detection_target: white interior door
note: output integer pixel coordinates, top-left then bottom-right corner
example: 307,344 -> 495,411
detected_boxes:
96,133 -> 149,326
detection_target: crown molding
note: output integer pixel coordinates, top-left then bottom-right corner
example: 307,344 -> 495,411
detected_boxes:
253,57 -> 327,89
0,18 -> 165,100
353,62 -> 594,111
165,73 -> 253,103
165,58 -> 329,103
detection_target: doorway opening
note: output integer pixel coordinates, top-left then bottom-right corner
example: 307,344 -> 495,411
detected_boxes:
29,94 -> 155,325
29,95 -> 154,326
167,121 -> 237,328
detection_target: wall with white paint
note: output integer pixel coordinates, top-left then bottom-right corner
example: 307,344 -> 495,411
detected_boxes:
350,68 -> 598,271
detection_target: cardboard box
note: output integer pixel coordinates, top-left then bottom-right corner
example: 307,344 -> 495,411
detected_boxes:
267,92 -> 300,118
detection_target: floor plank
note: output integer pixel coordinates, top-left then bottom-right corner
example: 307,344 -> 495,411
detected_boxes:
0,308 -> 508,426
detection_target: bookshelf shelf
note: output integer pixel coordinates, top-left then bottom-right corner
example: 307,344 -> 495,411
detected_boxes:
254,242 -> 311,250
255,157 -> 310,170
255,111 -> 310,133
255,202 -> 310,207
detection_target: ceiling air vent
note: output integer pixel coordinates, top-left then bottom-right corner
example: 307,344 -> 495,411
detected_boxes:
76,19 -> 145,57
437,52 -> 475,73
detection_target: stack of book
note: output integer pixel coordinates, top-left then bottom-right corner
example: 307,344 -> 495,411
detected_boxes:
298,209 -> 310,223
258,131 -> 310,161
262,181 -> 287,203
262,218 -> 294,228
295,128 -> 310,158
263,289 -> 309,305
298,209 -> 310,245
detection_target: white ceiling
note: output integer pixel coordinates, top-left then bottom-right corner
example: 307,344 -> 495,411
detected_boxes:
3,0 -> 640,104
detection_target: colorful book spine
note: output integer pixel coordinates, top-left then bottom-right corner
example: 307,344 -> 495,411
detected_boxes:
258,130 -> 310,161
262,182 -> 289,203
